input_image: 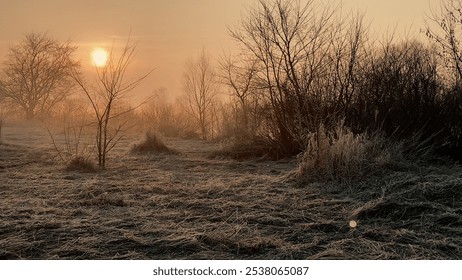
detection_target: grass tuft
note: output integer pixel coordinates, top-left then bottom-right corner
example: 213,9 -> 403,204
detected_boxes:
65,156 -> 96,173
130,130 -> 175,154
296,123 -> 407,180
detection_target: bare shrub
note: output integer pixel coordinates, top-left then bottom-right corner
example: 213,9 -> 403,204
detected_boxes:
130,130 -> 174,154
296,122 -> 406,180
47,123 -> 96,172
141,89 -> 198,139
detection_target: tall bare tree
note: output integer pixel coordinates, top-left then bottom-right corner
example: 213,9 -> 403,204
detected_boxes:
0,32 -> 78,119
71,37 -> 151,168
183,50 -> 218,140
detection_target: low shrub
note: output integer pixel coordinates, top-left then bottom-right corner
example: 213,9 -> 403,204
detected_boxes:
47,123 -> 97,172
65,156 -> 96,172
130,130 -> 175,154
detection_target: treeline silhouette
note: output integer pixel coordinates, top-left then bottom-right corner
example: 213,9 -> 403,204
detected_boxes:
217,0 -> 462,160
1,0 -> 461,163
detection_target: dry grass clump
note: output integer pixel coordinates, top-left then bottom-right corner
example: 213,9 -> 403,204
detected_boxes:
296,123 -> 406,180
130,130 -> 175,154
65,156 -> 96,172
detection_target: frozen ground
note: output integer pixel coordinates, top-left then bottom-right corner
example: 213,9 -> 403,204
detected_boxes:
1,123 -> 461,259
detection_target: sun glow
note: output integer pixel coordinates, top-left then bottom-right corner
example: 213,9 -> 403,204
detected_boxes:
91,48 -> 108,67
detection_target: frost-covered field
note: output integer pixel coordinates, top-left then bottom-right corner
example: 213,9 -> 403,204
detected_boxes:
1,123 -> 461,259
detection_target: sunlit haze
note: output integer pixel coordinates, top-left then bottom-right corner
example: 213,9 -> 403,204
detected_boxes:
0,0 -> 439,100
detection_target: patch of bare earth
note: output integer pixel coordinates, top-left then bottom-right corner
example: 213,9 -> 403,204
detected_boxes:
0,124 -> 461,259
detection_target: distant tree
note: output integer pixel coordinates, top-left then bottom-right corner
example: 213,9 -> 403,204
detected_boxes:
71,37 -> 151,168
0,32 -> 78,119
218,54 -> 259,137
183,50 -> 219,140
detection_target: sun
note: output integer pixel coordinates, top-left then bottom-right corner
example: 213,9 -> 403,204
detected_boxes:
91,48 -> 108,67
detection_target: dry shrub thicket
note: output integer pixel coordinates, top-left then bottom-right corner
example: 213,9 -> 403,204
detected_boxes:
206,0 -> 462,176
140,88 -> 199,139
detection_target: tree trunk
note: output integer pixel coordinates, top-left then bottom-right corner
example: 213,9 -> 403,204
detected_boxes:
24,107 -> 35,120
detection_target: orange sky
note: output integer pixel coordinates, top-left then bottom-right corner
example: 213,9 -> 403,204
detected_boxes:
0,0 -> 438,100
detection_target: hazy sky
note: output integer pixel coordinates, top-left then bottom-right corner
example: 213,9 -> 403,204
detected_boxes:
0,0 -> 436,100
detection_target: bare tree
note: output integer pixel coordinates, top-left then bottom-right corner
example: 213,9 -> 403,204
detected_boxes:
183,50 -> 219,140
219,53 -> 259,136
230,0 -> 335,150
229,0 -> 367,153
71,37 -> 151,168
0,32 -> 78,119
327,13 -> 367,116
426,0 -> 462,84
